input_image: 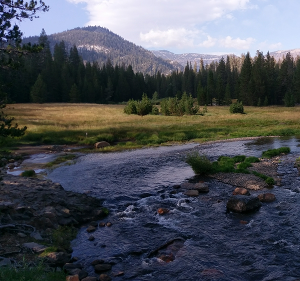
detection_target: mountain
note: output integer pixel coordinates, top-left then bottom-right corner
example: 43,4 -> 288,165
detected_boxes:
151,50 -> 233,68
269,49 -> 300,61
22,26 -> 183,75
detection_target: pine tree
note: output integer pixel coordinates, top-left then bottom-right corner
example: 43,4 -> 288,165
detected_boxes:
69,84 -> 80,103
30,74 -> 47,103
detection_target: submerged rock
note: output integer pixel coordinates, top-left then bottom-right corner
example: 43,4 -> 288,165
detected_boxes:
257,193 -> 276,202
227,195 -> 262,213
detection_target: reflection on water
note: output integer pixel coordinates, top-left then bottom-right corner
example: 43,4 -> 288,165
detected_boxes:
48,137 -> 300,280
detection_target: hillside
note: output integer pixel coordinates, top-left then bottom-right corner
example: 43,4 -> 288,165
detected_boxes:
22,26 -> 183,75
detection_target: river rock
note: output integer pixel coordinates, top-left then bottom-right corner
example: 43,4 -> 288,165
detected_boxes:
91,259 -> 104,266
23,242 -> 46,253
94,263 -> 112,273
157,208 -> 169,215
232,188 -> 250,196
226,195 -> 262,213
95,141 -> 110,149
66,275 -> 79,281
87,225 -> 96,233
257,193 -> 276,202
184,190 -> 199,197
99,274 -> 112,281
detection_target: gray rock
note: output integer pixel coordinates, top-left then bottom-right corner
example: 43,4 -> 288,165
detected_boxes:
95,141 -> 110,149
0,257 -> 12,267
23,242 -> 46,253
227,195 -> 262,213
82,277 -> 97,281
184,190 -> 199,197
30,231 -> 43,240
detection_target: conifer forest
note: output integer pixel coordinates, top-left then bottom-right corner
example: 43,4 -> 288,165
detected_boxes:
1,30 -> 299,107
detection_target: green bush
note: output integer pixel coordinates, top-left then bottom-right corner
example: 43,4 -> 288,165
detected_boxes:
186,153 -> 213,175
136,93 -> 153,116
230,101 -> 244,114
151,106 -> 159,115
265,177 -> 275,185
262,147 -> 291,158
52,226 -> 77,250
21,170 -> 36,177
124,99 -> 137,114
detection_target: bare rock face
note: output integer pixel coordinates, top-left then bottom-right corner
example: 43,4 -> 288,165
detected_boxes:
227,195 -> 262,213
95,141 -> 110,149
257,193 -> 276,202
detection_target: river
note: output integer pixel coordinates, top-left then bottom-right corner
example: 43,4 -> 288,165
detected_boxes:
48,137 -> 300,280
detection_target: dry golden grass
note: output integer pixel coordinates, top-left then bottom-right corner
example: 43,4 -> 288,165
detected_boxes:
4,103 -> 300,148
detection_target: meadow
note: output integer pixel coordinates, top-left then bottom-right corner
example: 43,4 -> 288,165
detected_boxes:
4,103 -> 300,150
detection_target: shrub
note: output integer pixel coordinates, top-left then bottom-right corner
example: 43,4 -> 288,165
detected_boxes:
151,106 -> 159,115
262,147 -> 291,158
230,101 -> 244,114
52,226 -> 77,250
186,153 -> 213,175
136,93 -> 153,116
265,177 -> 275,185
21,170 -> 36,177
124,99 -> 137,114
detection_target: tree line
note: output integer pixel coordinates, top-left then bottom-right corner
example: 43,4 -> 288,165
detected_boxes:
2,30 -> 300,106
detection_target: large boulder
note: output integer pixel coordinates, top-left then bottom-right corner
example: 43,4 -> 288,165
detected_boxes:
95,141 -> 110,149
227,195 -> 262,213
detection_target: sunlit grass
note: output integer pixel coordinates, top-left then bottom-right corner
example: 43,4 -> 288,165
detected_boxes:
4,103 -> 300,150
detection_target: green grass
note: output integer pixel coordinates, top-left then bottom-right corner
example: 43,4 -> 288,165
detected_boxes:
0,264 -> 66,281
262,147 -> 291,158
44,154 -> 77,168
21,169 -> 36,177
4,104 -> 300,151
186,153 -> 275,185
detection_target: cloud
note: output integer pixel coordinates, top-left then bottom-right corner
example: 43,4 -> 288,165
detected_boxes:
199,36 -> 217,48
219,36 -> 256,50
66,0 -> 251,47
140,28 -> 199,48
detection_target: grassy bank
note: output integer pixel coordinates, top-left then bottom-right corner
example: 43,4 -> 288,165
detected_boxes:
3,103 -> 300,150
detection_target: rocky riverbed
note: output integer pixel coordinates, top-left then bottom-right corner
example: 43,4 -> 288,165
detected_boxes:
0,142 -> 288,281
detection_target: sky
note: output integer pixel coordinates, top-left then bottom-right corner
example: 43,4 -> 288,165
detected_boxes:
17,0 -> 300,56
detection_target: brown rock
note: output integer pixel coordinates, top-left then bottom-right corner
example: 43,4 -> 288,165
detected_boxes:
233,188 -> 250,196
113,271 -> 125,277
99,222 -> 106,227
257,193 -> 276,202
158,254 -> 175,263
44,252 -> 71,266
87,225 -> 96,233
95,141 -> 110,149
99,274 -> 112,281
184,190 -> 199,197
88,235 -> 95,241
240,220 -> 248,225
106,222 -> 112,227
157,208 -> 169,215
66,275 -> 79,281
193,183 -> 209,193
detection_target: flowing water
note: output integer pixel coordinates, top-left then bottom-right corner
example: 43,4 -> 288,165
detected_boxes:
48,137 -> 300,280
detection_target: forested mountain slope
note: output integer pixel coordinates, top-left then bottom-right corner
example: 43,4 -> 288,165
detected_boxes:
22,26 -> 183,75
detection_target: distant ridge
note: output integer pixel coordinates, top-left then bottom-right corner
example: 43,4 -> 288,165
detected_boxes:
22,26 -> 183,75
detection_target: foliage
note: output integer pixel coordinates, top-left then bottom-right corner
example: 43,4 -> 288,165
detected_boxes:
0,99 -> 27,137
124,99 -> 137,114
135,93 -> 153,116
252,171 -> 275,186
232,155 -> 246,163
262,147 -> 291,158
185,153 -> 213,175
230,101 -> 244,114
151,106 -> 159,115
52,226 -> 77,250
21,169 -> 36,177
160,93 -> 199,116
